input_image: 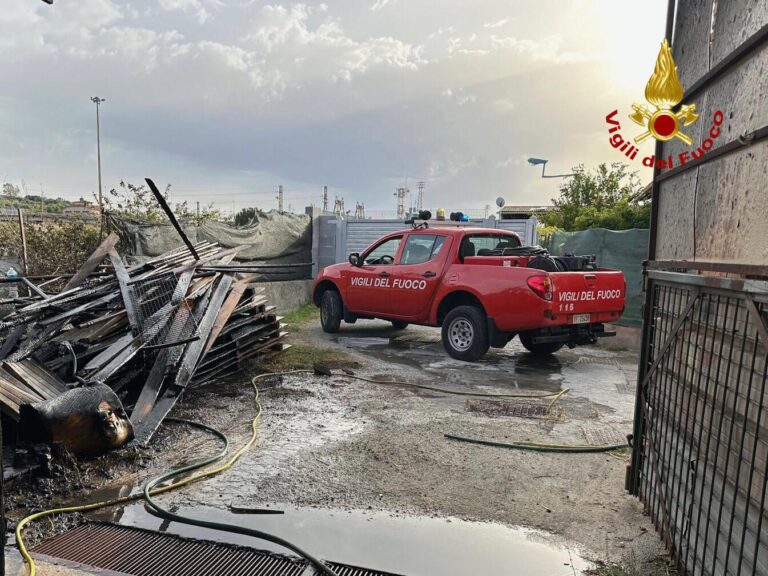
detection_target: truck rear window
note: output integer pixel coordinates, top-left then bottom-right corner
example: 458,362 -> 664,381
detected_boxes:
460,234 -> 521,258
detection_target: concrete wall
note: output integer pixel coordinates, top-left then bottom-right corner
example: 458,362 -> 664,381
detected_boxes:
253,279 -> 313,312
655,0 -> 768,264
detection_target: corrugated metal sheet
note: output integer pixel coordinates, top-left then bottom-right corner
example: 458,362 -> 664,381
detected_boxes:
496,219 -> 530,243
346,220 -> 410,254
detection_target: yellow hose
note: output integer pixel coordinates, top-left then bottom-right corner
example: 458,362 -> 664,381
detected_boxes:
14,370 -> 307,576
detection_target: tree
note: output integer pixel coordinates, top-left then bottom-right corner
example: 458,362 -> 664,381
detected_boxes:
101,180 -> 170,223
234,207 -> 259,227
103,181 -> 221,224
538,163 -> 649,231
174,200 -> 222,225
2,182 -> 20,198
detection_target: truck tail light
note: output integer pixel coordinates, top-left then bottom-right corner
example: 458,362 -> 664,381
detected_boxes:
527,276 -> 552,301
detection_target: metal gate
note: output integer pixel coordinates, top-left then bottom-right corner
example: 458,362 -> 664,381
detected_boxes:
630,267 -> 768,575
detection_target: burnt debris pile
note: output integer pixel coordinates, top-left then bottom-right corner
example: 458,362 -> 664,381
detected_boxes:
0,232 -> 288,449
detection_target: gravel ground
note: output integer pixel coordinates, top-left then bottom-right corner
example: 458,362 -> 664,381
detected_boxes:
6,310 -> 671,575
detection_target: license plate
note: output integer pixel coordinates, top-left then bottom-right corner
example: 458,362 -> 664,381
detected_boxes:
572,313 -> 591,325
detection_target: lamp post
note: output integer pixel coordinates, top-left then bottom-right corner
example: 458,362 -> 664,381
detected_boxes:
527,157 -> 574,179
91,96 -> 106,236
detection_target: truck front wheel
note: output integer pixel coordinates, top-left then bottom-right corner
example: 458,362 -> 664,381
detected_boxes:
519,331 -> 564,355
441,305 -> 490,362
320,290 -> 343,333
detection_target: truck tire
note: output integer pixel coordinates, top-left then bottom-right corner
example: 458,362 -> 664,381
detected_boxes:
519,331 -> 564,355
391,320 -> 409,330
320,290 -> 343,333
441,305 -> 490,361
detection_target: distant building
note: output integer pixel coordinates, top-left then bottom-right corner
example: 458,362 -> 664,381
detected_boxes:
499,205 -> 554,220
63,198 -> 99,216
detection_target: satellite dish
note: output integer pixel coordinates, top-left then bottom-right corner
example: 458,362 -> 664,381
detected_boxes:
495,197 -> 505,208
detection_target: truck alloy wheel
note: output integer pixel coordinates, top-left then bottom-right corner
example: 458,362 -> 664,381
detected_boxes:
441,305 -> 490,361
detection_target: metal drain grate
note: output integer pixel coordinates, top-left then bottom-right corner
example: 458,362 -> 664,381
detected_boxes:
33,522 -> 404,576
325,562 -> 404,576
581,424 -> 628,447
34,522 -> 306,576
615,378 -> 635,395
576,357 -> 619,366
465,399 -> 550,418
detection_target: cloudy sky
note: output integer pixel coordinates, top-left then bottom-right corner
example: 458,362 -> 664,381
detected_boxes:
1,0 -> 666,216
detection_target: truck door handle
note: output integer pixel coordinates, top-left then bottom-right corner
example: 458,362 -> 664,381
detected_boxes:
379,271 -> 390,277
422,271 -> 436,278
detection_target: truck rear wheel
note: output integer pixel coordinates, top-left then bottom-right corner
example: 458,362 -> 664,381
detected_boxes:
320,290 -> 343,333
519,331 -> 564,355
441,305 -> 489,362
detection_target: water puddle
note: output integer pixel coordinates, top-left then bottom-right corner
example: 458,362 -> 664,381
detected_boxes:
333,331 -> 568,393
88,502 -> 592,575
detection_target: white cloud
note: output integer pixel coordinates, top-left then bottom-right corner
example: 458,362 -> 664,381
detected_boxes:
157,0 -> 223,24
442,87 -> 477,106
496,155 -> 528,168
493,98 -> 515,112
489,34 -> 587,63
246,4 -> 425,84
370,0 -> 396,11
483,18 -> 509,29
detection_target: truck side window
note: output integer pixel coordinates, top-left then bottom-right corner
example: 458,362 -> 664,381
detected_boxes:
401,235 -> 441,265
431,236 -> 446,259
363,236 -> 401,265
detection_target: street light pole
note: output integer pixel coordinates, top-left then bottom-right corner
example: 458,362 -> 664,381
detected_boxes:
91,96 -> 106,237
527,157 -> 574,179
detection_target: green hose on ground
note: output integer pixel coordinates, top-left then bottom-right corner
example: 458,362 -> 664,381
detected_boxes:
17,371 -> 340,576
143,417 -> 339,576
444,433 -> 629,453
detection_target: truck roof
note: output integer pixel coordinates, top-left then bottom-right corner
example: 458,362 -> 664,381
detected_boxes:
401,226 -> 518,237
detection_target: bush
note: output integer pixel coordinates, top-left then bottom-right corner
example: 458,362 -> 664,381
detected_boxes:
539,163 -> 649,231
0,221 -> 101,276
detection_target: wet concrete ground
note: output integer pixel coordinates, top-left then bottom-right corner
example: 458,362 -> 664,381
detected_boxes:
8,315 -> 669,575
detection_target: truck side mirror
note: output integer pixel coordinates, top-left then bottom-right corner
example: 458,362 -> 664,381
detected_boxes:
349,253 -> 361,266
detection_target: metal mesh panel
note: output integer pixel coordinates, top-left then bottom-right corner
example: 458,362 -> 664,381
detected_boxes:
631,270 -> 768,576
129,272 -> 198,347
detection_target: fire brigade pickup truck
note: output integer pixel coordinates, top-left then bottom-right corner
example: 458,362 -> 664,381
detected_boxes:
312,227 -> 625,361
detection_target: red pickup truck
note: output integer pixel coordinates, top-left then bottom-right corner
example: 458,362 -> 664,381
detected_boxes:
312,227 -> 625,361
